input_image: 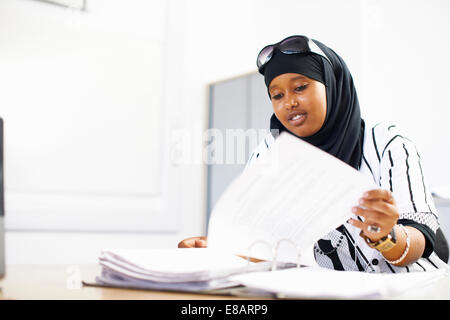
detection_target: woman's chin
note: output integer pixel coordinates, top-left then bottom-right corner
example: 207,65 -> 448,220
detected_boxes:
290,127 -> 321,138
287,126 -> 310,138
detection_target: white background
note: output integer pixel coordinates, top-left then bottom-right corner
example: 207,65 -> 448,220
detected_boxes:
0,0 -> 449,264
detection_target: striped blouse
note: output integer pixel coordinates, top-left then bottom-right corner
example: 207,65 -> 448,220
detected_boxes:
245,121 -> 447,272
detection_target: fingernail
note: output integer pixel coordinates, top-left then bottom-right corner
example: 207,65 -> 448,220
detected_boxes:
359,198 -> 364,205
352,207 -> 357,213
347,219 -> 353,225
364,192 -> 369,197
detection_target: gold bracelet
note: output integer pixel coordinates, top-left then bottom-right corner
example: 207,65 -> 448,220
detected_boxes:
383,224 -> 410,265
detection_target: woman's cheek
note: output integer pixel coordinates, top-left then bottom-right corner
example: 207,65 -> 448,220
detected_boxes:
273,104 -> 285,118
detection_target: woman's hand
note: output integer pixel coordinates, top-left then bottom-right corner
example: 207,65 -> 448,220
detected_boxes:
348,189 -> 399,242
177,236 -> 208,248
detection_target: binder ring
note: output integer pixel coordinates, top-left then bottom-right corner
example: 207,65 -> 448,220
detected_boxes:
246,239 -> 302,272
246,240 -> 274,269
273,239 -> 302,271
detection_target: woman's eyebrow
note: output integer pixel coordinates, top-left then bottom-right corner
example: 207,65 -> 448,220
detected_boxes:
269,75 -> 307,91
269,84 -> 279,92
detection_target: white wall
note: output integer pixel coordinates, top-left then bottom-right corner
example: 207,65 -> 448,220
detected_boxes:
1,0 -> 449,264
0,0 -> 199,264
360,0 -> 450,194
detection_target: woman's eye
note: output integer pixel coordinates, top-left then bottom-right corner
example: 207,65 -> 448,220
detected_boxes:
295,85 -> 307,92
271,93 -> 283,100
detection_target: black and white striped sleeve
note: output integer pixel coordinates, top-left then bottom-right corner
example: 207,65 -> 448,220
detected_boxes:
377,125 -> 439,257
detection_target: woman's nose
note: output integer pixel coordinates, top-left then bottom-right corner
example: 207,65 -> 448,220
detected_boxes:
284,96 -> 298,110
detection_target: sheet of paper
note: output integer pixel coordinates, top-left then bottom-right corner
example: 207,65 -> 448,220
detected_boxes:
230,267 -> 449,299
207,132 -> 377,264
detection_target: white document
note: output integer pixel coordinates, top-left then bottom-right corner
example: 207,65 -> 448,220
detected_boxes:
96,267 -> 240,292
98,248 -> 275,283
93,248 -> 285,292
230,266 -> 449,299
207,132 -> 377,264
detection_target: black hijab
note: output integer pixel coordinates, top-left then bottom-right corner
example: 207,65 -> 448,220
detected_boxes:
261,39 -> 365,170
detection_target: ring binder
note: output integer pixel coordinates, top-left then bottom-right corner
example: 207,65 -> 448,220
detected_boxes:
246,239 -> 302,271
274,239 -> 302,270
246,240 -> 274,270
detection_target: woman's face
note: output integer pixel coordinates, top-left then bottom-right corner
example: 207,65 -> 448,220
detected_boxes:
269,73 -> 327,137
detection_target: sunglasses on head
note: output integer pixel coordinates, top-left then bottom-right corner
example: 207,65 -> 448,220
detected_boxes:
256,35 -> 332,72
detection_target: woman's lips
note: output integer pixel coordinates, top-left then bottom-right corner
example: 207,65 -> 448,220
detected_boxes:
288,113 -> 307,126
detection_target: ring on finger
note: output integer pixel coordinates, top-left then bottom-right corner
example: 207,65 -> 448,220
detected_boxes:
367,224 -> 381,233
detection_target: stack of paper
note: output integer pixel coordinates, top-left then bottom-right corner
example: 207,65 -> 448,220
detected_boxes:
230,266 -> 449,299
96,248 -> 286,292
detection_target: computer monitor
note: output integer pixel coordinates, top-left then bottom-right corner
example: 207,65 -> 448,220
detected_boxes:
0,117 -> 4,278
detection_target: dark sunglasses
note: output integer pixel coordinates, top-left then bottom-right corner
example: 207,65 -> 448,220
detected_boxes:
256,35 -> 332,72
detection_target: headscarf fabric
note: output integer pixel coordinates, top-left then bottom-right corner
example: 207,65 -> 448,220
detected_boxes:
261,39 -> 365,170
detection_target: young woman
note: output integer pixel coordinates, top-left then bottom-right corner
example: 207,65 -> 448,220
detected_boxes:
179,35 -> 448,273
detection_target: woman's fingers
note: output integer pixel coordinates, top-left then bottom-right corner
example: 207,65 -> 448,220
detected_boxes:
347,218 -> 365,231
358,199 -> 391,214
348,218 -> 388,241
350,202 -> 398,240
352,206 -> 385,221
177,238 -> 195,248
354,199 -> 397,219
348,218 -> 384,233
350,189 -> 399,242
177,236 -> 207,248
363,189 -> 395,204
195,239 -> 207,248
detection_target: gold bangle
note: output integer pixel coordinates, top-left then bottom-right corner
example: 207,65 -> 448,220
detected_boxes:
383,225 -> 410,265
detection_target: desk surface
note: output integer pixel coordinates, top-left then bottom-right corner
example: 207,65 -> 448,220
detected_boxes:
1,264 -> 450,300
0,264 -> 259,300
